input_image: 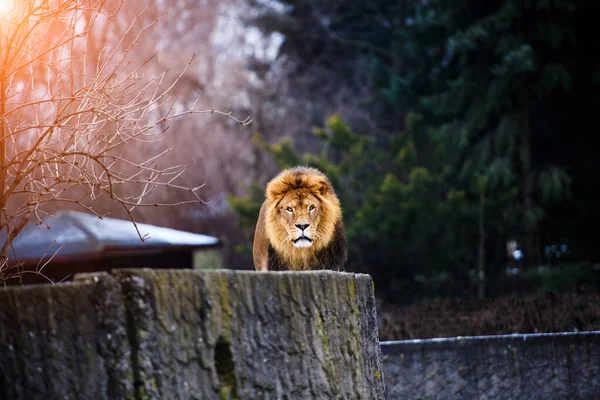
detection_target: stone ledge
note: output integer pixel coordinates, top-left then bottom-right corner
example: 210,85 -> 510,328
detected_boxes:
0,269 -> 387,400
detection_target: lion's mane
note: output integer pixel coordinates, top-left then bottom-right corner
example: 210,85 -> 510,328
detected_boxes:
253,166 -> 348,271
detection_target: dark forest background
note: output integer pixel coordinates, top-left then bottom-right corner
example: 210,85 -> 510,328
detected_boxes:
5,0 -> 598,308
225,0 -> 600,305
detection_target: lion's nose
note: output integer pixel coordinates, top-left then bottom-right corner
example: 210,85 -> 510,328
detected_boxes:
295,223 -> 310,231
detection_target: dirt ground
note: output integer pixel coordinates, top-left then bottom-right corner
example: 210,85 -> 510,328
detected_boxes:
377,292 -> 600,341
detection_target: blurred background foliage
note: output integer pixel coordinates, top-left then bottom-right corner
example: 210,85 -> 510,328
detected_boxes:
229,0 -> 600,304
26,0 -> 596,305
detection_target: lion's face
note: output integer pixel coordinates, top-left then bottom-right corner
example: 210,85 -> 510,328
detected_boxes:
254,166 -> 347,271
261,167 -> 343,270
277,189 -> 322,248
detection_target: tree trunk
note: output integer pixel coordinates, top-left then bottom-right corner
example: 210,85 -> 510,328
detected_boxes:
477,184 -> 486,299
520,75 -> 536,269
0,75 -> 6,214
0,74 -> 6,270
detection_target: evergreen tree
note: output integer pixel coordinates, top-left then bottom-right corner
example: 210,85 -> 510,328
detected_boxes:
402,0 -> 577,267
238,0 -> 600,301
230,114 -> 510,303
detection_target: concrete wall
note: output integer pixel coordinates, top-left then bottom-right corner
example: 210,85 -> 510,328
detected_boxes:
0,269 -> 387,400
381,331 -> 600,400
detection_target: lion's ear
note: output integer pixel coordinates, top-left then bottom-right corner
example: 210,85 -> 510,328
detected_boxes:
266,180 -> 285,203
316,179 -> 329,196
265,186 -> 278,203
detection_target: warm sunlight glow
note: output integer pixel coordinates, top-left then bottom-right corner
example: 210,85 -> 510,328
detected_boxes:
0,0 -> 13,17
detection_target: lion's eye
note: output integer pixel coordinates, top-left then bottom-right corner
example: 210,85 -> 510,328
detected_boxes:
309,205 -> 315,211
285,207 -> 293,213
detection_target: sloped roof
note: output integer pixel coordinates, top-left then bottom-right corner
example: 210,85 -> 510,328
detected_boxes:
2,210 -> 219,262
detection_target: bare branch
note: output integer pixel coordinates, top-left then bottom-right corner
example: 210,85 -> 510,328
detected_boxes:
0,0 -> 252,279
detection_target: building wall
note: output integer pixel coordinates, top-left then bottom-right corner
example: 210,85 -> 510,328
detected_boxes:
193,247 -> 223,269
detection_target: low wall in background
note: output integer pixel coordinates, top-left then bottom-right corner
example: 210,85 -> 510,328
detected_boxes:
0,269 -> 387,400
381,331 -> 600,400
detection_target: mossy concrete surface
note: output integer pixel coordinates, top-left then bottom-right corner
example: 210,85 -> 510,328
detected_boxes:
0,269 -> 387,400
115,269 -> 387,400
0,273 -> 134,400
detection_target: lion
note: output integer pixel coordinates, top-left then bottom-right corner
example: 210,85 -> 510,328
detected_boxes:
253,166 -> 348,271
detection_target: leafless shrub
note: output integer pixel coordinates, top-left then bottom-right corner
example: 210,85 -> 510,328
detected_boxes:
0,0 -> 250,279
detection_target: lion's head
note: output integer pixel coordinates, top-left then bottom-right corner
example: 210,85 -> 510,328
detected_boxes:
254,166 -> 346,271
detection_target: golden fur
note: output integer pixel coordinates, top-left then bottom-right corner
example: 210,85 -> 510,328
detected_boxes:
253,166 -> 347,271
